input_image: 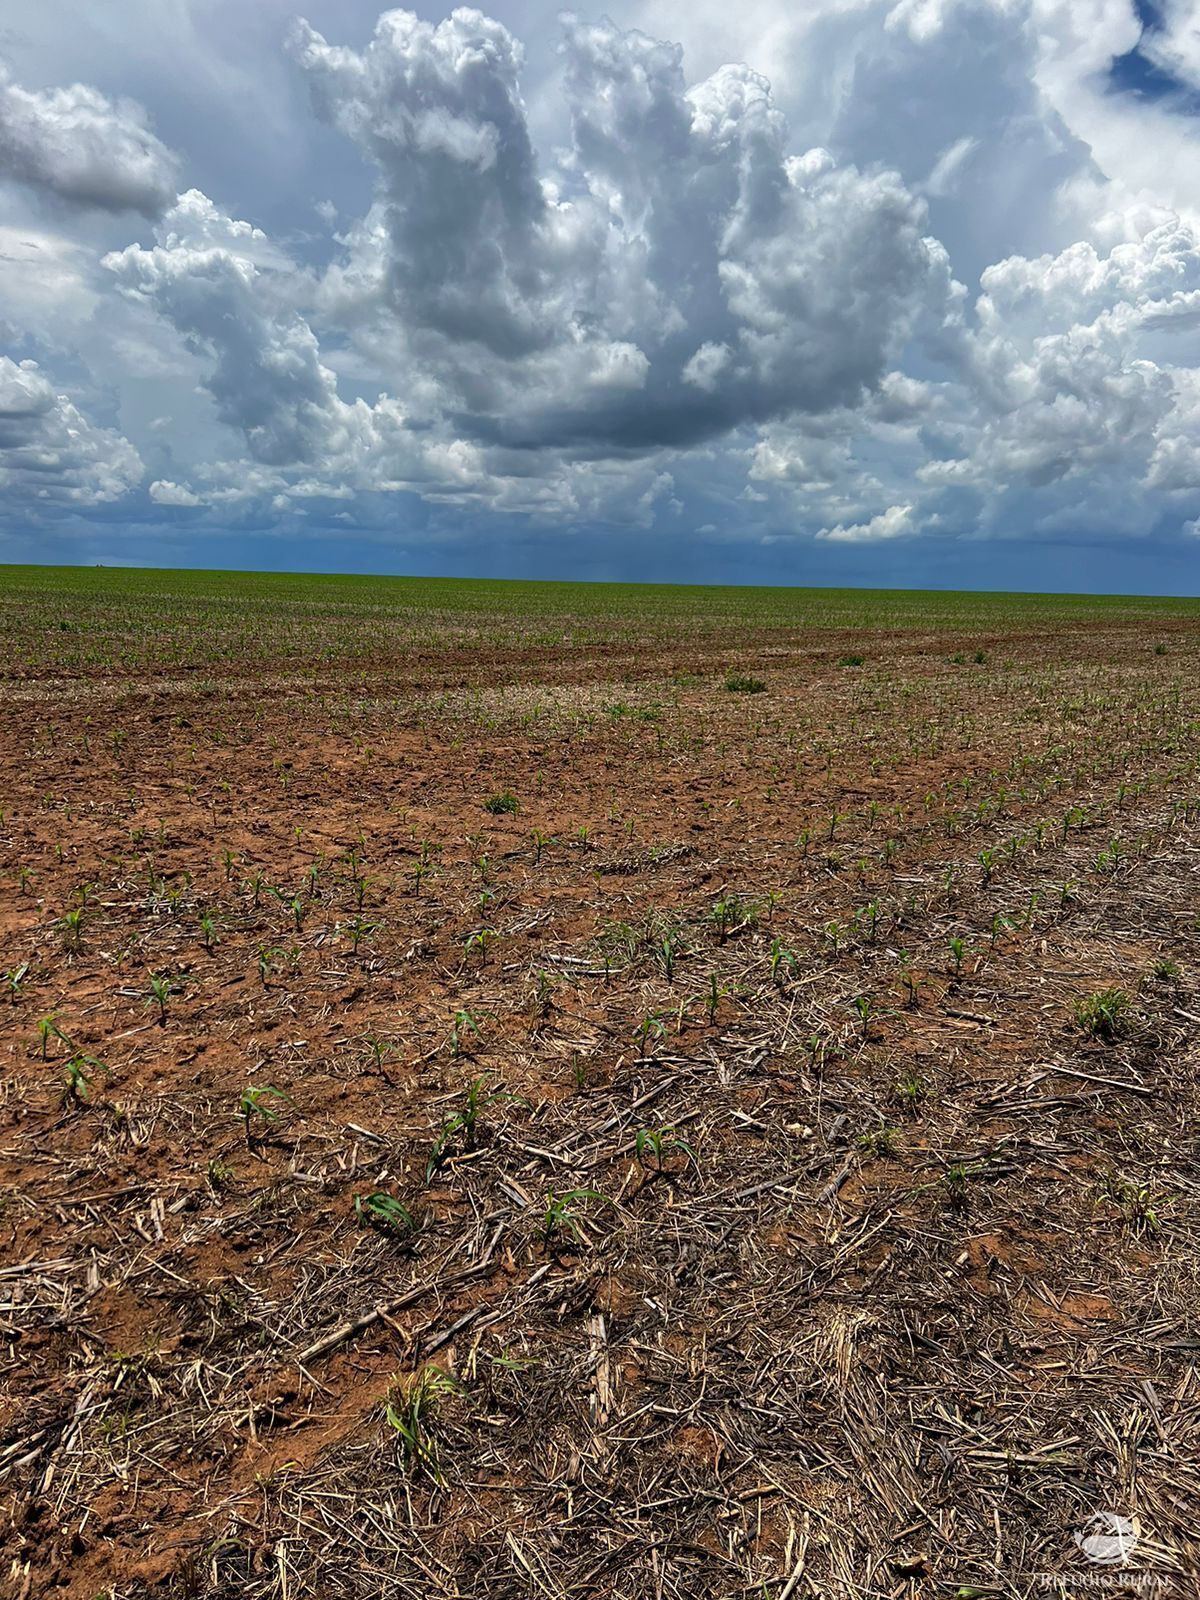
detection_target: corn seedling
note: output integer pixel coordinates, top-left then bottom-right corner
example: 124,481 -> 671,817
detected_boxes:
533,969 -> 554,1016
146,973 -> 173,1025
769,938 -> 799,986
4,962 -> 29,1002
706,972 -> 726,1025
633,1013 -> 666,1057
426,1076 -> 522,1180
58,907 -> 85,952
449,1009 -> 482,1059
635,1126 -> 698,1170
345,916 -> 380,957
656,930 -> 682,981
712,892 -> 755,942
852,993 -> 883,1040
538,1187 -> 614,1249
896,952 -> 919,1009
60,1052 -> 106,1107
463,928 -> 498,963
37,1013 -> 70,1059
355,1192 -> 417,1236
239,1084 -> 291,1143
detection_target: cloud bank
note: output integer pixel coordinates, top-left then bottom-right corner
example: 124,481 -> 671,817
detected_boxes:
1,1 -> 1199,576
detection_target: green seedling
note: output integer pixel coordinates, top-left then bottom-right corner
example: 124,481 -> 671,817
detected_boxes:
359,1034 -> 400,1078
256,944 -> 291,986
1074,988 -> 1133,1041
852,993 -> 884,1039
60,1052 -> 107,1107
769,939 -> 798,985
1100,1172 -> 1170,1235
345,917 -> 380,957
463,928 -> 498,962
892,1070 -> 927,1113
538,1187 -> 614,1249
632,1013 -> 666,1057
706,972 -> 726,1025
657,931 -> 682,982
58,907 -> 85,952
483,790 -> 519,815
37,1013 -> 70,1059
724,673 -> 766,694
426,1076 -> 522,1180
146,973 -> 173,1025
635,1126 -> 698,1170
385,1365 -> 460,1482
239,1084 -> 291,1143
712,892 -> 755,942
896,952 -> 919,1008
857,1124 -> 901,1159
4,962 -> 29,1003
355,1192 -> 417,1236
449,1009 -> 482,1059
533,970 -> 554,1016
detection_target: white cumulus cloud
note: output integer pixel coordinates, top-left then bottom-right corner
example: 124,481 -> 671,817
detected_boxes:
0,59 -> 178,216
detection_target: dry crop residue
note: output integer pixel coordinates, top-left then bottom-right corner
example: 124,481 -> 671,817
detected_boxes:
0,576 -> 1198,1598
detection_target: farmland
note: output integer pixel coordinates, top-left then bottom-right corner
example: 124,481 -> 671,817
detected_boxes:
0,565 -> 1198,1599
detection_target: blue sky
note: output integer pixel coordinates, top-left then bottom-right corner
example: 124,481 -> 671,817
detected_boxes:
2,0 -> 1200,593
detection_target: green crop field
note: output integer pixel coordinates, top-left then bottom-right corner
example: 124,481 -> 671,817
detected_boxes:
2,563 -> 1198,677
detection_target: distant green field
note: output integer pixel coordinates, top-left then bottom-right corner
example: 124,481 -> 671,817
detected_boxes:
0,563 -> 1196,673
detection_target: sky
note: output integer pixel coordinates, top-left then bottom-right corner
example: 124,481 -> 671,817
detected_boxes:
2,0 -> 1200,592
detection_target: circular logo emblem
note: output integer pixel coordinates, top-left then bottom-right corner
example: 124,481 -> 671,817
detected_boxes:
1074,1512 -> 1138,1566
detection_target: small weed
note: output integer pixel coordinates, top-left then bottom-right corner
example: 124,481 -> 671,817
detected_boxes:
1073,988 -> 1133,1042
483,790 -> 520,815
724,673 -> 766,694
1100,1171 -> 1169,1235
857,1124 -> 901,1159
384,1365 -> 460,1481
892,1070 -> 927,1113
